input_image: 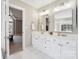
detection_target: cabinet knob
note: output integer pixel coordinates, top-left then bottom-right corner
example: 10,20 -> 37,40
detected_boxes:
66,42 -> 69,44
45,46 -> 47,48
45,41 -> 46,44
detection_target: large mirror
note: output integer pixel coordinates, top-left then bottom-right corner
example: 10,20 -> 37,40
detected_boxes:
38,10 -> 50,32
39,15 -> 49,31
38,1 -> 77,33
53,5 -> 73,32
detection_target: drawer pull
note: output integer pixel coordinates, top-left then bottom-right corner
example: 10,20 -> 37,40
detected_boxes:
58,43 -> 63,47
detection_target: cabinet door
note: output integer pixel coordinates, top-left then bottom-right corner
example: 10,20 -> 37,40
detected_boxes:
61,39 -> 77,59
32,36 -> 39,49
41,37 -> 47,54
44,38 -> 60,59
37,37 -> 43,51
41,37 -> 51,54
50,39 -> 61,58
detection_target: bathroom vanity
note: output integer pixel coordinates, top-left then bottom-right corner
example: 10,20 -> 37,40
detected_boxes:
32,32 -> 77,59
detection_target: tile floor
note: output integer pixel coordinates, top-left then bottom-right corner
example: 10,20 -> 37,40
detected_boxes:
8,46 -> 77,59
8,46 -> 54,59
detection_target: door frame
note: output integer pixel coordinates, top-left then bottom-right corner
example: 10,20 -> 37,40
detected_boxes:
8,4 -> 26,54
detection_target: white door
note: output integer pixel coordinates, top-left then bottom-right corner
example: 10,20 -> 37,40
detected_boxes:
1,0 -> 9,59
1,1 -> 6,59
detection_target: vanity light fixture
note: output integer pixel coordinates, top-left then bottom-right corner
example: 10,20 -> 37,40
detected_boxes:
40,10 -> 49,16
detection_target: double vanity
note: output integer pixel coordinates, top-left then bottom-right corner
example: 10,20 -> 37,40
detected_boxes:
32,32 -> 77,59
32,1 -> 77,59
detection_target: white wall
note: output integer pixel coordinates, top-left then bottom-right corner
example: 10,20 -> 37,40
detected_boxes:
9,0 -> 38,47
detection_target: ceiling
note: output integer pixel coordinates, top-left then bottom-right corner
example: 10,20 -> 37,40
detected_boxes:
21,0 -> 56,9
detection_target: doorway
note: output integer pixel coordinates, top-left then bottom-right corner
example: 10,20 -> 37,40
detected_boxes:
9,6 -> 23,54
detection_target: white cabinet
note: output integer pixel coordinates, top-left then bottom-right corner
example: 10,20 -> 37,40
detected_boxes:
60,39 -> 77,59
32,34 -> 77,59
